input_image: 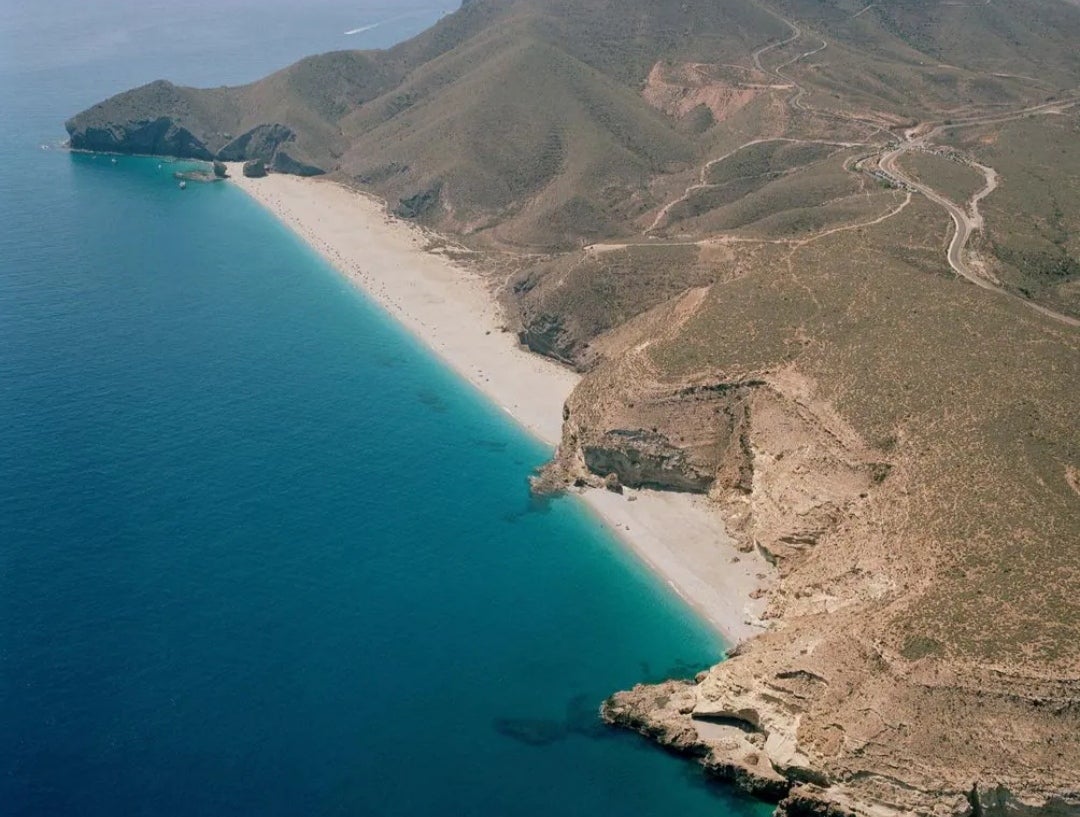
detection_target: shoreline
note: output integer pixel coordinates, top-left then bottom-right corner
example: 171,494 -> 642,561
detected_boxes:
227,167 -> 772,645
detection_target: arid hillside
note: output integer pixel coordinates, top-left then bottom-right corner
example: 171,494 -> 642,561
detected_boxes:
68,0 -> 1080,814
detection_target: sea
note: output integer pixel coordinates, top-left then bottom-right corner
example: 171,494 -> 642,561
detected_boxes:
0,3 -> 769,815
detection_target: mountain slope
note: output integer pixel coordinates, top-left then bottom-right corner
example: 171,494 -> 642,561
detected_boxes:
341,27 -> 697,246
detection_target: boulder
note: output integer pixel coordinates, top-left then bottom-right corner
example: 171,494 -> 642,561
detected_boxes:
212,160 -> 228,178
604,473 -> 624,494
242,159 -> 267,178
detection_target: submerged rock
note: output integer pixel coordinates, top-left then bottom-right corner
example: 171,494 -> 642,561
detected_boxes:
173,169 -> 221,184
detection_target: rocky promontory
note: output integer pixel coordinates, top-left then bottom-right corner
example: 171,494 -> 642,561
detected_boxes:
65,80 -> 326,175
532,280 -> 1080,816
602,642 -> 1080,816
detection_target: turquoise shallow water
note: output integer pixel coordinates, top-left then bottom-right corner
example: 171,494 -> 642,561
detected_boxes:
0,4 -> 770,816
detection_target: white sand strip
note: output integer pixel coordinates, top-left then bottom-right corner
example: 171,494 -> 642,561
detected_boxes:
228,168 -> 771,645
582,489 -> 769,643
228,168 -> 575,443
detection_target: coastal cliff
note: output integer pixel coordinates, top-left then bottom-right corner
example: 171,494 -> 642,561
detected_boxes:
516,239 -> 1080,817
71,0 -> 1080,813
535,256 -> 1080,814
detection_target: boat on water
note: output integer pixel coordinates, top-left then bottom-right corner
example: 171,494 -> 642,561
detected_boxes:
179,181 -> 187,190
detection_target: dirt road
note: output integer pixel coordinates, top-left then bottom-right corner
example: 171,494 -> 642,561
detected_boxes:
874,101 -> 1080,327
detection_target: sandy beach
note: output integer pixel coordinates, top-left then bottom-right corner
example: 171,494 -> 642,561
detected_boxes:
228,168 -> 771,644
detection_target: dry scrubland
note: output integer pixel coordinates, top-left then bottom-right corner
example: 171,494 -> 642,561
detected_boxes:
940,112 -> 1080,317
896,151 -> 987,210
67,0 -> 1080,813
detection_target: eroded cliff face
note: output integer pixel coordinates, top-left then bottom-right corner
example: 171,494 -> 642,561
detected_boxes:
65,116 -> 216,160
577,364 -> 1080,816
215,124 -> 324,176
528,286 -> 1080,817
543,298 -> 882,560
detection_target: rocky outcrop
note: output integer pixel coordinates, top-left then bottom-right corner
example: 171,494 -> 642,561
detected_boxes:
606,652 -> 1080,815
603,472 -> 623,493
217,124 -> 295,162
968,786 -> 1080,817
775,786 -> 858,817
553,362 -> 767,495
66,114 -> 326,176
65,80 -> 229,159
270,149 -> 325,177
603,657 -> 931,816
212,160 -> 228,178
601,677 -> 792,801
602,563 -> 1080,817
215,124 -> 323,174
583,428 -> 716,492
394,185 -> 441,219
242,160 -> 268,178
518,312 -> 582,366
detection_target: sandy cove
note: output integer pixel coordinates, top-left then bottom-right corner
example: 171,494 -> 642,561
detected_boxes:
228,168 -> 772,645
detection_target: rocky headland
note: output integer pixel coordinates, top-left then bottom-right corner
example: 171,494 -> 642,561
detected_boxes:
66,81 -> 325,175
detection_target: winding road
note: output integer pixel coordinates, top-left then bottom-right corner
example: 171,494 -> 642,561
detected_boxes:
683,10 -> 1080,328
872,101 -> 1080,327
876,143 -> 993,280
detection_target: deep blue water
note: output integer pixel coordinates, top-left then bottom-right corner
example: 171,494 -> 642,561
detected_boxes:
0,5 -> 768,816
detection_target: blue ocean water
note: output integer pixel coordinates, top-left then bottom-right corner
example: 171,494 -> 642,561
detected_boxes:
0,5 -> 769,816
